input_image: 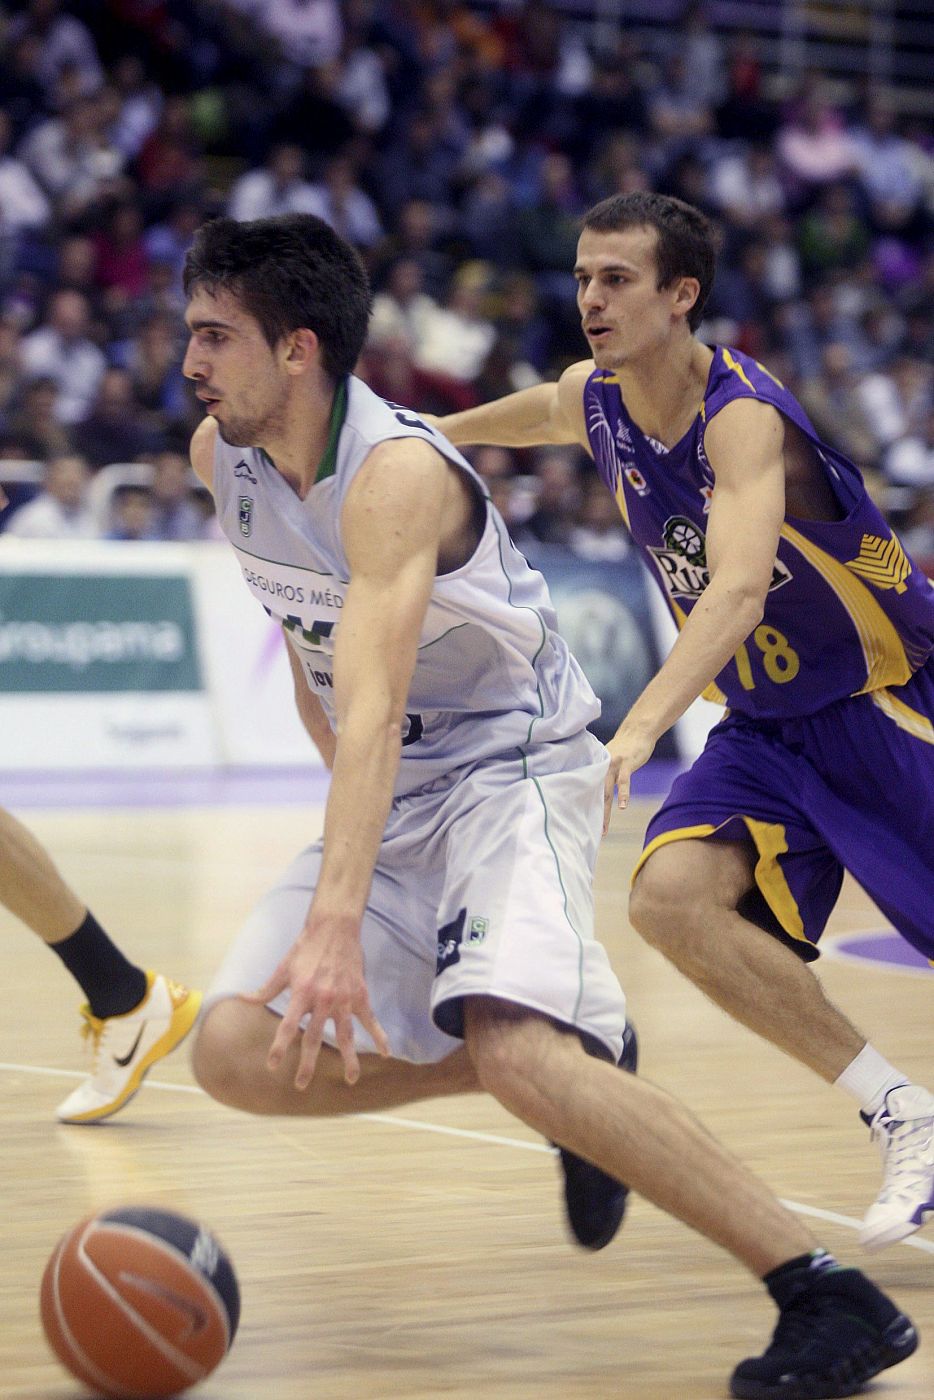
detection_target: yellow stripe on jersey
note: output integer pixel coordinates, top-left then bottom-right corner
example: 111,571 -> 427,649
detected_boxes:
613,472 -> 630,529
754,359 -> 785,389
780,523 -> 912,692
845,533 -> 911,594
630,823 -> 718,886
722,348 -> 756,392
631,817 -> 809,945
870,688 -> 934,746
742,818 -> 808,942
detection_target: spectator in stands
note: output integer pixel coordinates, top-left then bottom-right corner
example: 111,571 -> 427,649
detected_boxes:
105,482 -> 155,542
227,145 -> 318,223
368,257 -> 440,359
569,476 -> 631,563
92,199 -> 151,306
18,90 -> 127,222
709,141 -> 786,230
20,288 -> 107,426
148,449 -> 205,542
0,317 -> 24,425
410,260 -> 497,386
797,183 -> 871,282
135,95 -> 204,205
110,54 -> 163,162
71,367 -> 155,470
884,406 -> 934,492
0,107 -> 51,237
797,342 -> 880,473
7,0 -> 104,107
852,97 -> 930,239
776,86 -> 858,204
117,311 -> 189,434
4,450 -> 95,538
518,446 -> 583,548
5,375 -> 73,460
303,153 -> 383,250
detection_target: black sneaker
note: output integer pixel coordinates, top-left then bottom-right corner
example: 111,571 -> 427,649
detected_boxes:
730,1266 -> 918,1399
557,1021 -> 638,1250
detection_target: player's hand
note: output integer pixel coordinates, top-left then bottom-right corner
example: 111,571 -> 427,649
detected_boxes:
244,913 -> 390,1089
603,726 -> 656,834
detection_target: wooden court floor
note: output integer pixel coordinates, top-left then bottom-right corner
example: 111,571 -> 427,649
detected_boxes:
1,796 -> 931,1400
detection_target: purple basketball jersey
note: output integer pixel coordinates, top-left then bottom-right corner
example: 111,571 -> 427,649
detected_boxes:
583,346 -> 934,718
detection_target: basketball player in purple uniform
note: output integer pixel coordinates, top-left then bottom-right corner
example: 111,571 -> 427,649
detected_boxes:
432,192 -> 934,1258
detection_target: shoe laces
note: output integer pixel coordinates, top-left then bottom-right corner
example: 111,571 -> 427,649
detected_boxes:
767,1291 -> 838,1356
78,1005 -> 107,1064
874,1112 -> 934,1199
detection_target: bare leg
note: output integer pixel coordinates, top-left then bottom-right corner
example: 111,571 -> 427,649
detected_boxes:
193,997 -> 480,1116
0,806 -> 84,940
630,838 -> 865,1082
464,997 -> 814,1277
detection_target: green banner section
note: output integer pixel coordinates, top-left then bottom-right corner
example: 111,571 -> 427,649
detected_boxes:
0,574 -> 201,693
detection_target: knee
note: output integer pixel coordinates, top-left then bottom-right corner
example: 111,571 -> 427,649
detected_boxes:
463,997 -> 560,1099
191,1000 -> 255,1109
629,858 -> 693,953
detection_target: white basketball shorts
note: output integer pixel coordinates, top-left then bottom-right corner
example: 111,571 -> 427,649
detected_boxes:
204,730 -> 626,1063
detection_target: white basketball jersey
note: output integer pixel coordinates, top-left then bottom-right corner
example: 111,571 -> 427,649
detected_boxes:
212,376 -> 600,794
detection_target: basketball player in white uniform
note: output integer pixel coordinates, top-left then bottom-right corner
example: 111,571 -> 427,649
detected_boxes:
182,214 -> 916,1400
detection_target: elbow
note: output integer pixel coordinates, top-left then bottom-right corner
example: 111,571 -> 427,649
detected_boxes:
736,589 -> 766,635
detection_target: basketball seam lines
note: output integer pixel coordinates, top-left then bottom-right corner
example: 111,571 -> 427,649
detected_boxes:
73,1222 -> 223,1382
52,1228 -> 146,1400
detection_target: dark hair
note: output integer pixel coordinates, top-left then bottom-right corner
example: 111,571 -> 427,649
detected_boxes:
581,192 -> 717,331
183,214 -> 372,378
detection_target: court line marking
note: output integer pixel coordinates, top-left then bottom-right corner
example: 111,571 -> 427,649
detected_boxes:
4,1060 -> 934,1255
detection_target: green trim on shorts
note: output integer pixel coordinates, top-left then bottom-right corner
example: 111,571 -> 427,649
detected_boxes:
530,775 -> 586,1024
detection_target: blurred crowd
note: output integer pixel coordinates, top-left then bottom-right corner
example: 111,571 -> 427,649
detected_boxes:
0,0 -> 930,569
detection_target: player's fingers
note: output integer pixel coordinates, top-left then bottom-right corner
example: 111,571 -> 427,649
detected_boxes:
242,962 -> 289,1006
359,1006 -> 391,1059
294,1010 -> 327,1090
335,1013 -> 360,1084
602,768 -> 617,835
266,999 -> 305,1070
617,769 -> 632,810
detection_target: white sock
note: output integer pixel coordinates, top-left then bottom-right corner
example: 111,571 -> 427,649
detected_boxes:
834,1043 -> 908,1118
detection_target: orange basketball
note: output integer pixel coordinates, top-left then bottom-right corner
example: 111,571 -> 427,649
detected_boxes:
39,1205 -> 240,1399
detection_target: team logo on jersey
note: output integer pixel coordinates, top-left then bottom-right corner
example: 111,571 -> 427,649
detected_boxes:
233,459 -> 257,483
615,421 -> 633,454
699,484 -> 713,514
648,515 -> 792,601
845,533 -> 911,593
468,916 -> 489,944
238,496 -> 253,537
624,465 -> 649,495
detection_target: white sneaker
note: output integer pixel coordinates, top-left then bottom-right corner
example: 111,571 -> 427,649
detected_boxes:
860,1085 -> 934,1251
56,972 -> 202,1124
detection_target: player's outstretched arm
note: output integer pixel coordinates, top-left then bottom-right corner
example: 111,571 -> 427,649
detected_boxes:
604,399 -> 787,825
250,437 -> 449,1089
430,359 -> 595,451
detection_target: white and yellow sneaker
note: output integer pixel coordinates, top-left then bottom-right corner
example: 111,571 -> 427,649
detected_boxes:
56,972 -> 202,1124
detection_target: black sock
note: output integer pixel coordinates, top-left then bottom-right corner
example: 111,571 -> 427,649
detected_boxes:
763,1250 -> 840,1307
49,912 -> 148,1019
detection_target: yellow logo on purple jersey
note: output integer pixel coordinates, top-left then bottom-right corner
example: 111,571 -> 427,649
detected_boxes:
845,534 -> 911,594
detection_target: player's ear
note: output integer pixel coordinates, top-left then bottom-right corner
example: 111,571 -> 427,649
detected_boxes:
282,328 -> 320,375
673,277 -> 700,322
